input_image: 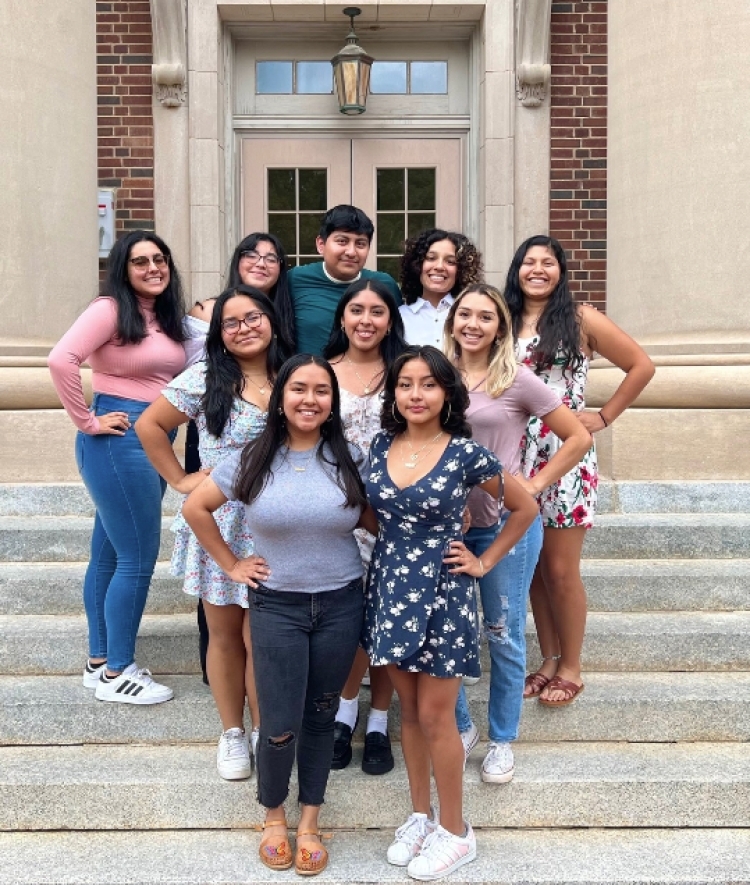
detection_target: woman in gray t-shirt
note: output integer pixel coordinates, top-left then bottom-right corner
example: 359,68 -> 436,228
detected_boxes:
183,354 -> 374,877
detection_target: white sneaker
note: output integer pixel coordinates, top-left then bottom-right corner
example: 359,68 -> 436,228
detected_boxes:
407,823 -> 477,881
361,667 -> 371,687
387,811 -> 437,866
82,660 -> 107,689
250,727 -> 260,762
94,663 -> 174,705
459,722 -> 479,769
462,674 -> 480,686
481,741 -> 515,784
217,728 -> 252,780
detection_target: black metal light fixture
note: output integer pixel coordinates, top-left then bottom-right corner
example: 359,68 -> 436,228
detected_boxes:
331,7 -> 374,115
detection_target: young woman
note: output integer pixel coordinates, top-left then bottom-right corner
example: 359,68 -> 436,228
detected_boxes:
399,229 -> 483,347
364,346 -> 538,881
182,354 -> 372,877
136,287 -> 290,780
322,279 -> 408,776
48,230 -> 186,704
504,235 -> 655,706
443,284 -> 591,783
227,232 -> 294,347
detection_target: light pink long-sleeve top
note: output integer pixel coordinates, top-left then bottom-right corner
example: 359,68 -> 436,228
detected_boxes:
48,296 -> 186,434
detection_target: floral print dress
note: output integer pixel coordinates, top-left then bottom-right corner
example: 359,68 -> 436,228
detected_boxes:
163,362 -> 266,607
363,433 -> 502,678
516,337 -> 598,529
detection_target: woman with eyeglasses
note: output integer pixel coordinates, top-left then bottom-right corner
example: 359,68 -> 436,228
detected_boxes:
48,230 -> 186,704
137,286 -> 291,779
227,232 -> 295,347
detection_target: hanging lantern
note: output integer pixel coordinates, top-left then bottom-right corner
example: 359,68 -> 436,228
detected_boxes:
331,7 -> 374,116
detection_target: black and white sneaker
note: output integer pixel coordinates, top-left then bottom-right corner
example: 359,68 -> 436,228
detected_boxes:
83,659 -> 107,689
94,663 -> 174,705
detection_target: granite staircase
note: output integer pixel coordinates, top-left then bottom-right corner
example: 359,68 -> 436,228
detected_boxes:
1,482 -> 749,884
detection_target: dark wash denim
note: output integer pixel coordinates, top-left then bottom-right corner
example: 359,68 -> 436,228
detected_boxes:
249,577 -> 364,809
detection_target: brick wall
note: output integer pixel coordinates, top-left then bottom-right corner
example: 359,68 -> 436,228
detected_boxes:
549,1 -> 607,310
96,1 -> 155,244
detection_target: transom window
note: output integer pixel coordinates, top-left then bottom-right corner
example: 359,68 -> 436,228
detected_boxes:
255,60 -> 448,95
370,61 -> 447,95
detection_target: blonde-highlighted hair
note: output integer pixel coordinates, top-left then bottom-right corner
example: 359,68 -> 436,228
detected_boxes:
443,284 -> 518,398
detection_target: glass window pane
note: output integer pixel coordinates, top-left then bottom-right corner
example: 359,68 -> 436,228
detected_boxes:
410,61 -> 448,94
370,62 -> 407,94
269,214 -> 297,256
407,213 -> 436,239
297,62 -> 333,94
299,214 -> 322,255
377,213 -> 406,254
377,169 -> 405,211
407,168 -> 436,210
268,169 -> 296,211
256,61 -> 293,94
377,255 -> 401,281
298,169 -> 327,212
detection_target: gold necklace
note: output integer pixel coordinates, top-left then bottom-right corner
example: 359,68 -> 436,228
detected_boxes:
400,430 -> 444,469
522,312 -> 544,331
346,355 -> 384,395
288,445 -> 317,473
243,374 -> 272,395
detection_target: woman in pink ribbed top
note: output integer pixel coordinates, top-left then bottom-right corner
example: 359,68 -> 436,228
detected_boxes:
48,231 -> 186,705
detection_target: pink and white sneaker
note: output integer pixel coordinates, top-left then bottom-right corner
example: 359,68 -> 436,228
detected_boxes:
406,822 -> 477,881
387,811 -> 437,866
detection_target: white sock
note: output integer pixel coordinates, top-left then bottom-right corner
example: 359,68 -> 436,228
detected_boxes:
366,707 -> 389,736
335,694 -> 359,729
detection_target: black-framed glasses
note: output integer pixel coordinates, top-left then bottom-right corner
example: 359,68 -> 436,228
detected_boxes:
129,254 -> 168,269
239,249 -> 280,267
221,311 -> 267,334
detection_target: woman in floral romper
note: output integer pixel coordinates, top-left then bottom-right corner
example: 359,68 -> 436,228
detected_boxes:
505,235 -> 655,706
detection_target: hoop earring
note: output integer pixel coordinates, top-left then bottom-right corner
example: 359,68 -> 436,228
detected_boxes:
442,402 -> 452,423
391,402 -> 404,424
277,407 -> 284,416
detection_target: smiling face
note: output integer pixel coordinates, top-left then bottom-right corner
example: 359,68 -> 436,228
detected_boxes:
420,238 -> 458,303
316,230 -> 370,281
219,295 -> 272,361
282,363 -> 334,437
237,238 -> 282,294
394,357 -> 447,429
127,239 -> 171,299
341,287 -> 391,354
518,245 -> 561,306
451,292 -> 501,360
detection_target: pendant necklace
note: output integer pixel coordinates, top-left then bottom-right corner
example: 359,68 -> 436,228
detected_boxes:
288,444 -> 318,473
346,355 -> 384,395
522,312 -> 544,332
400,430 -> 444,469
243,374 -> 272,395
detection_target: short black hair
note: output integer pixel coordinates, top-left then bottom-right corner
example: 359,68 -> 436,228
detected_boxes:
319,205 -> 374,242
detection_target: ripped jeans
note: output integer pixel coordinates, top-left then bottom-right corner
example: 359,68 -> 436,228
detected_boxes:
248,578 -> 364,808
455,514 -> 543,743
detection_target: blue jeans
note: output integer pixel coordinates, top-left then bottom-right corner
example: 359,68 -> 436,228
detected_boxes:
249,578 -> 364,809
455,514 -> 543,743
75,393 -> 170,672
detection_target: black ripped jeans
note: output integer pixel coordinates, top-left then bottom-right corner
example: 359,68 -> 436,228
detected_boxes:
249,577 -> 364,808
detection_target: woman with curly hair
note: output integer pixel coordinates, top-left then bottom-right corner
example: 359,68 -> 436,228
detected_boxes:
504,235 -> 654,707
399,229 -> 483,347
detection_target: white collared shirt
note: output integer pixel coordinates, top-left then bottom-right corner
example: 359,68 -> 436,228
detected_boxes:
399,295 -> 455,348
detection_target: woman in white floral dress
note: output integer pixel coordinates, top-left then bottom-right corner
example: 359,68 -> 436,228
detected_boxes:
363,345 -> 538,881
136,285 -> 291,779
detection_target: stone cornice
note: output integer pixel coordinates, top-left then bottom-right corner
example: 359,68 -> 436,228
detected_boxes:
150,0 -> 187,107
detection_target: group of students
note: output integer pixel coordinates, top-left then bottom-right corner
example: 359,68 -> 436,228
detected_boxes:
48,204 -> 654,881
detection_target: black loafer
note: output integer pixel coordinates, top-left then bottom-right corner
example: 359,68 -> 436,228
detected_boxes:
361,730 -> 394,775
331,715 -> 358,770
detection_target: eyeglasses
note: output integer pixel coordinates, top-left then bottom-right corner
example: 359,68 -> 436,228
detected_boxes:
221,311 -> 267,334
129,254 -> 168,269
239,250 -> 280,267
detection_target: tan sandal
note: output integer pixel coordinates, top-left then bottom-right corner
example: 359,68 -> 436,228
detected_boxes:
259,817 -> 294,871
294,830 -> 329,876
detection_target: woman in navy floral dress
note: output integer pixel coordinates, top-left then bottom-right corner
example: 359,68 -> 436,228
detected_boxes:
363,346 -> 538,881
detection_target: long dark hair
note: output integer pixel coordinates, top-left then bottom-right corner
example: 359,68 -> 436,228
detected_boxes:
102,230 -> 185,344
503,235 -> 582,372
381,345 -> 472,437
201,286 -> 288,438
322,279 -> 408,381
226,232 -> 295,346
400,229 -> 483,305
234,354 -> 367,509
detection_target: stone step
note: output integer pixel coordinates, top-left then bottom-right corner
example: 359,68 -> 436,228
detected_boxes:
3,559 -> 748,616
0,483 -> 180,517
2,742 -> 748,831
2,672 -> 750,746
2,611 -> 748,676
2,828 -> 749,884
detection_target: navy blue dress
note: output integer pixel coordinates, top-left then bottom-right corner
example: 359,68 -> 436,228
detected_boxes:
363,433 -> 502,678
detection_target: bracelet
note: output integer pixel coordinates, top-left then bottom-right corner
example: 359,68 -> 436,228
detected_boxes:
599,411 -> 609,428
478,558 -> 485,577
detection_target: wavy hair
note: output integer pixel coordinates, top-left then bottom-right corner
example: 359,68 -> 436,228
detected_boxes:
380,345 -> 471,437
102,230 -> 185,344
503,235 -> 582,373
399,229 -> 483,305
234,354 -> 367,509
443,284 -> 518,398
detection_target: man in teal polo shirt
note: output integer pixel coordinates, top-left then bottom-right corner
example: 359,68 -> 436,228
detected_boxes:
289,205 -> 402,355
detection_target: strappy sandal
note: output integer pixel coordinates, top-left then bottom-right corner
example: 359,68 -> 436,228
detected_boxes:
259,817 -> 294,871
539,675 -> 585,707
523,655 -> 560,699
294,830 -> 329,876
